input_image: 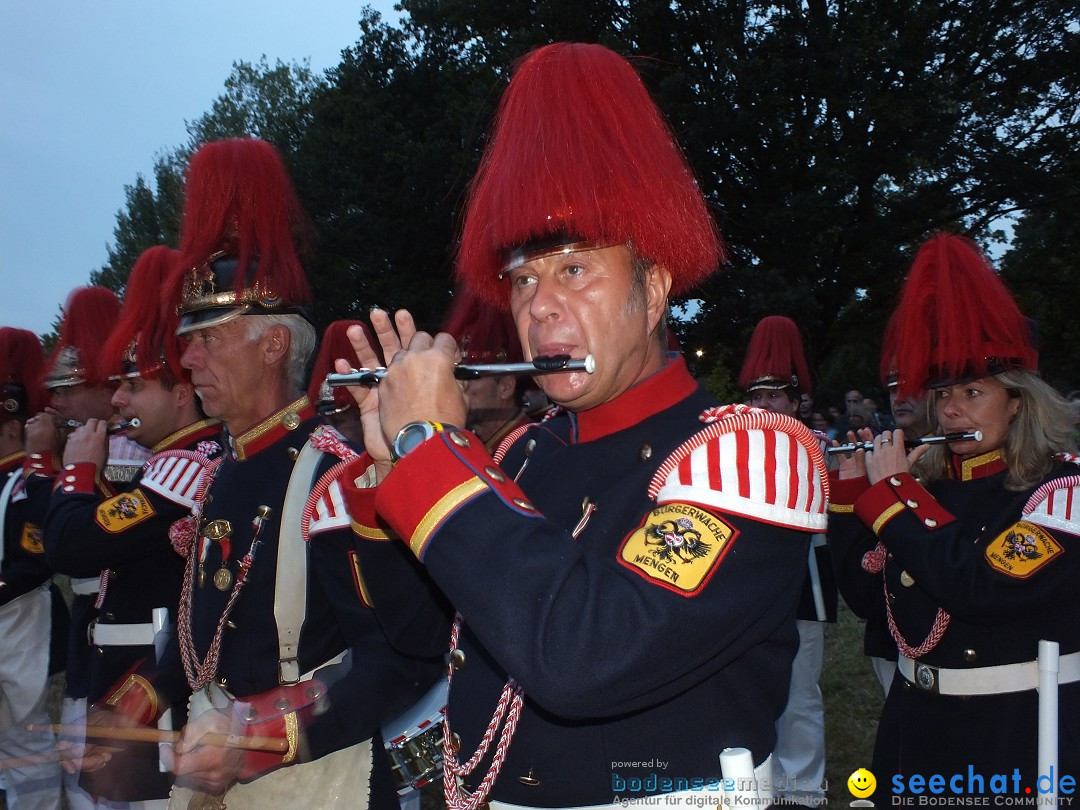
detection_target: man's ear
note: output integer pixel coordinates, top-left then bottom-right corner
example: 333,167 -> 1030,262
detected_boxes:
644,264 -> 673,334
173,382 -> 195,409
496,375 -> 516,402
260,325 -> 292,367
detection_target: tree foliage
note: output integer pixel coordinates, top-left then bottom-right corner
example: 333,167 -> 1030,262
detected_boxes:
95,0 -> 1080,398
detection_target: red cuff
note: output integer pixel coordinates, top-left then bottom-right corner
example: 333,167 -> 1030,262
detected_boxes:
235,680 -> 325,781
340,455 -> 396,542
99,664 -> 161,726
375,428 -> 538,560
827,472 -> 870,513
53,462 -> 97,495
853,473 -> 956,535
23,452 -> 59,478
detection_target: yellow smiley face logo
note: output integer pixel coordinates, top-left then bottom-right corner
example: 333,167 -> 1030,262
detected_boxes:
848,768 -> 877,798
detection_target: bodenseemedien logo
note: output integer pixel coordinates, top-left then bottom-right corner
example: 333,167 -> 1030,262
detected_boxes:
849,768 -> 877,807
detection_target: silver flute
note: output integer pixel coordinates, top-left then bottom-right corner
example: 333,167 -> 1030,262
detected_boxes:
326,354 -> 595,387
59,417 -> 142,434
826,430 -> 983,455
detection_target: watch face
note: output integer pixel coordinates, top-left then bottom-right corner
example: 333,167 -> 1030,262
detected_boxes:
394,422 -> 434,459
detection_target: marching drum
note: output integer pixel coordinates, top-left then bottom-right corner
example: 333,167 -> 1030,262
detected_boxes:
381,679 -> 448,795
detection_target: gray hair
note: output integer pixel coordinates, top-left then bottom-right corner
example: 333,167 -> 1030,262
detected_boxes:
243,314 -> 317,393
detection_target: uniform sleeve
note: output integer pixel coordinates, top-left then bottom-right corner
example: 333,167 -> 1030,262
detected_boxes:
302,522 -> 443,760
339,456 -> 453,659
854,472 -> 1080,622
370,419 -> 826,719
827,472 -> 882,618
44,456 -> 210,577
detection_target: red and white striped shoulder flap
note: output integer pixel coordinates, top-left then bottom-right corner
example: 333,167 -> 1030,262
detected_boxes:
303,426 -> 358,540
648,405 -> 829,532
1022,474 -> 1080,537
139,450 -> 214,508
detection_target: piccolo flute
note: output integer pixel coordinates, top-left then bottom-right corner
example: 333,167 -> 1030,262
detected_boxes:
59,417 -> 142,434
826,430 -> 983,455
326,354 -> 595,387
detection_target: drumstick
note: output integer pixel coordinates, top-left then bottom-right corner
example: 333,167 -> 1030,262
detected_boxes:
26,723 -> 288,753
0,751 -> 64,771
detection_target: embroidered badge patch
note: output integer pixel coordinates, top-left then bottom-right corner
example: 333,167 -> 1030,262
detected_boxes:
618,503 -> 737,596
985,520 -> 1063,579
20,522 -> 44,554
95,488 -> 156,533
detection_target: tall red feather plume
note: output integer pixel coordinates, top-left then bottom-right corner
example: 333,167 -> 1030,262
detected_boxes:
47,287 -> 122,387
457,42 -> 723,306
738,316 -> 812,395
174,138 -> 312,306
102,246 -> 185,381
307,320 -> 378,411
0,327 -> 47,416
891,233 -> 1037,399
442,289 -> 524,365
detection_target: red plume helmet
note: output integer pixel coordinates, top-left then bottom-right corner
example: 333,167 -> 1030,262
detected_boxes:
307,320 -> 378,416
44,286 -> 122,389
0,327 -> 47,418
172,138 -> 313,333
442,289 -> 524,365
738,316 -> 812,395
103,246 -> 185,382
457,42 -> 723,307
890,233 -> 1037,399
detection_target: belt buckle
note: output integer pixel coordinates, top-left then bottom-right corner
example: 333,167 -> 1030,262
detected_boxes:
914,662 -> 940,694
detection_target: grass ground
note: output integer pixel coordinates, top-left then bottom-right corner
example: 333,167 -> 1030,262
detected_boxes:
823,603 -> 885,802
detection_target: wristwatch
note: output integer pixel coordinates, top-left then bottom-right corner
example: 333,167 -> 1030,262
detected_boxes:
391,421 -> 454,461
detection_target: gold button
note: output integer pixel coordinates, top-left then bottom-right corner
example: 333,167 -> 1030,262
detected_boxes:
287,447 -> 300,460
450,649 -> 466,669
512,498 -> 534,510
274,698 -> 291,711
243,707 -> 259,722
450,431 -> 471,448
900,571 -> 915,587
518,770 -> 541,786
283,412 -> 301,430
906,499 -> 919,508
449,732 -> 461,754
485,467 -> 506,483
306,685 -> 323,700
925,518 -> 938,528
963,649 -> 977,663
639,444 -> 652,461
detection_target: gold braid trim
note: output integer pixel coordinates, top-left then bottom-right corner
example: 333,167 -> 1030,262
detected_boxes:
282,712 -> 300,764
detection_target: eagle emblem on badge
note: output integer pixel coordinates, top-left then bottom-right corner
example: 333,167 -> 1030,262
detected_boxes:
108,495 -> 141,520
1001,529 -> 1042,562
96,488 -> 156,533
985,519 -> 1062,579
644,517 -> 712,563
618,504 -> 737,596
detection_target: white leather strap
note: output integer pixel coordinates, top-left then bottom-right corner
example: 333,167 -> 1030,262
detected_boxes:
899,651 -> 1080,696
274,439 -> 323,684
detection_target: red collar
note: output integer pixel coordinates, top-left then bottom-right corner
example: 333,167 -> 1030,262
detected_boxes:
573,355 -> 699,443
950,448 -> 1008,481
151,419 -> 222,454
229,397 -> 313,460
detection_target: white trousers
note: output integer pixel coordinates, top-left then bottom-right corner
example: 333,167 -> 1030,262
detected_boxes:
771,620 -> 826,803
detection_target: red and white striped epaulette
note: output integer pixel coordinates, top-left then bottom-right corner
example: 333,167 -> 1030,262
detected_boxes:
1022,461 -> 1080,537
303,426 -> 358,541
648,404 -> 829,532
139,450 -> 216,508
